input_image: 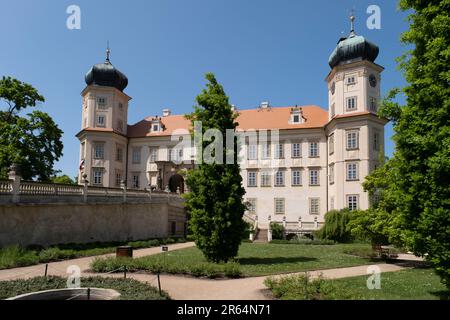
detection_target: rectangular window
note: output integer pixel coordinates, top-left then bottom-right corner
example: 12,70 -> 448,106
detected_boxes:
118,103 -> 123,110
247,171 -> 257,187
329,134 -> 334,155
309,198 -> 320,215
132,147 -> 141,164
275,144 -> 284,159
329,164 -> 335,184
115,172 -> 122,187
261,144 -> 271,159
149,148 -> 158,163
309,142 -> 319,158
93,143 -> 104,159
330,103 -> 335,118
93,169 -> 103,185
116,120 -> 124,132
373,132 -> 380,151
369,97 -> 378,112
274,198 -> 285,215
309,169 -> 320,186
292,170 -> 302,186
261,171 -> 271,187
132,174 -> 140,189
346,76 -> 356,85
81,142 -> 86,159
346,131 -> 359,150
347,195 -> 359,211
346,162 -> 359,181
247,144 -> 258,160
247,198 -> 257,214
346,97 -> 357,111
116,147 -> 123,162
97,114 -> 106,127
292,143 -> 301,158
330,197 -> 335,211
169,148 -> 183,162
97,97 -> 107,106
152,124 -> 159,132
275,171 -> 285,186
293,114 -> 300,123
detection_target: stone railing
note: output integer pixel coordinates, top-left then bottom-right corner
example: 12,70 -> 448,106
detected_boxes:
0,178 -> 184,205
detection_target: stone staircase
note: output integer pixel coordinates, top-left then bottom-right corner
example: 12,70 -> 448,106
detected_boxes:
253,228 -> 268,243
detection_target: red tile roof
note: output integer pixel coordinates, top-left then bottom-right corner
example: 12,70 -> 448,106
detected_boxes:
127,105 -> 329,138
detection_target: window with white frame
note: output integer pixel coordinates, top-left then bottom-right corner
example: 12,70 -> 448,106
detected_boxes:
261,171 -> 271,187
369,97 -> 378,112
346,97 -> 357,111
247,144 -> 258,160
81,142 -> 86,159
93,169 -> 103,185
292,169 -> 302,186
132,174 -> 140,189
115,171 -> 122,187
309,142 -> 319,158
329,134 -> 334,155
97,114 -> 106,127
132,147 -> 141,164
330,197 -> 335,211
347,195 -> 359,211
169,148 -> 183,162
309,169 -> 320,186
346,76 -> 356,85
275,171 -> 285,186
373,131 -> 380,151
275,143 -> 284,159
149,147 -> 158,163
346,130 -> 359,150
292,143 -> 301,158
329,164 -> 335,184
116,146 -> 123,162
346,162 -> 359,181
247,171 -> 257,187
93,143 -> 105,159
309,198 -> 320,215
261,144 -> 271,159
274,198 -> 285,215
97,97 -> 107,106
247,198 -> 257,214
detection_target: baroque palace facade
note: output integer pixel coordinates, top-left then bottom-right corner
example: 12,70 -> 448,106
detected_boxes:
77,19 -> 387,231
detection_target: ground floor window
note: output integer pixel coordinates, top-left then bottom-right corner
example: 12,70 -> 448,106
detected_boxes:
132,174 -> 140,189
247,198 -> 257,214
347,194 -> 359,211
274,198 -> 285,215
93,169 -> 103,186
309,197 -> 320,215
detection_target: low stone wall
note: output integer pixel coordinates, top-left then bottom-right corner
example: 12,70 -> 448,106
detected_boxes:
0,200 -> 186,247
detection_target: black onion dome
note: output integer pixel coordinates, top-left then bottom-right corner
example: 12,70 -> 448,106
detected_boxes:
328,33 -> 379,69
85,55 -> 128,92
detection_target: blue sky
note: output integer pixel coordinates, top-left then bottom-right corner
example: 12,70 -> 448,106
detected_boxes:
0,0 -> 409,178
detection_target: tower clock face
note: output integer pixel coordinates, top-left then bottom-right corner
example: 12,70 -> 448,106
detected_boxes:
369,74 -> 377,87
331,82 -> 335,95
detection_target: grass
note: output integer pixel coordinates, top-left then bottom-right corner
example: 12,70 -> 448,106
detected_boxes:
265,268 -> 450,300
91,242 -> 376,278
0,238 -> 186,270
0,276 -> 169,300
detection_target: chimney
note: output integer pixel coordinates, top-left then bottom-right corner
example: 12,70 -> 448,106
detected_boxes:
260,101 -> 270,109
162,108 -> 171,117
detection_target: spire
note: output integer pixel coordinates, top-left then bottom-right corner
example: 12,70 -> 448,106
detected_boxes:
106,41 -> 111,63
349,11 -> 356,37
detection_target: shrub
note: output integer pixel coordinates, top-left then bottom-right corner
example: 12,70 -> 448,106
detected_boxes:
264,274 -> 341,300
224,261 -> 242,278
270,239 -> 335,245
316,209 -> 355,243
270,223 -> 285,240
0,246 -> 39,269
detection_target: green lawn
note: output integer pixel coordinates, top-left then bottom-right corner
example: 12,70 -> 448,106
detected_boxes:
0,276 -> 169,300
91,242 -> 376,278
266,268 -> 449,300
0,238 -> 186,270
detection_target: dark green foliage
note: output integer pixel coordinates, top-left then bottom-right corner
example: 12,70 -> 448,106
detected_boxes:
0,76 -> 63,180
316,209 -> 355,243
184,73 -> 247,263
50,174 -> 77,185
361,0 -> 450,287
270,239 -> 335,245
270,222 -> 285,240
0,276 -> 169,300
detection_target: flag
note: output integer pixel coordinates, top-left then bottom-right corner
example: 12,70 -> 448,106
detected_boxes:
79,159 -> 85,171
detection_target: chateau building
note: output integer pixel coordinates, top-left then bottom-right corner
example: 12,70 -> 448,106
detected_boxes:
77,18 -> 387,232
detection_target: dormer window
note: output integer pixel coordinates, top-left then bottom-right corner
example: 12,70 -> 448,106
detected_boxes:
151,118 -> 163,133
290,107 -> 304,124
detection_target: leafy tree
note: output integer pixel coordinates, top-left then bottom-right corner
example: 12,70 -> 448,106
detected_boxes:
51,174 -> 77,185
0,76 -> 63,181
316,209 -> 355,243
362,0 -> 450,287
270,222 -> 285,240
184,73 -> 247,263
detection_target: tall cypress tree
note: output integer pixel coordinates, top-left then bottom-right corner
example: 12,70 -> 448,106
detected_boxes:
184,73 -> 247,263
